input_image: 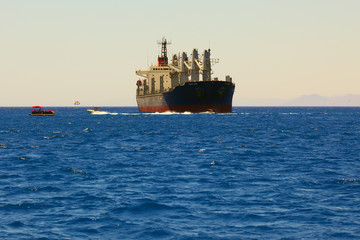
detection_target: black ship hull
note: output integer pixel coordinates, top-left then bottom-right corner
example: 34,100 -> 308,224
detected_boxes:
136,81 -> 235,113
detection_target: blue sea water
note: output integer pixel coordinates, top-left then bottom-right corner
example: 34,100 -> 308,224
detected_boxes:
1,106 -> 360,239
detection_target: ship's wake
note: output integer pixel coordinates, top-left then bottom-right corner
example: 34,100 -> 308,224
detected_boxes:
90,112 -> 118,115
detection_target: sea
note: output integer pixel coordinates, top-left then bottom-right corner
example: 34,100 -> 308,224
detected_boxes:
1,106 -> 360,240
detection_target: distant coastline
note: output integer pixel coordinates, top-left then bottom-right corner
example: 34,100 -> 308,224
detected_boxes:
235,94 -> 360,107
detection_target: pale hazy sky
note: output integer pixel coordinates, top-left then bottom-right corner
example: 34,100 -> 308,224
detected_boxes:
1,0 -> 359,106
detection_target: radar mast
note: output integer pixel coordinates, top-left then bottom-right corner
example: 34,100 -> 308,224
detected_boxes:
157,37 -> 171,66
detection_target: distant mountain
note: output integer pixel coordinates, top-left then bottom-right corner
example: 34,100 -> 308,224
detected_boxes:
284,94 -> 360,106
236,94 -> 360,106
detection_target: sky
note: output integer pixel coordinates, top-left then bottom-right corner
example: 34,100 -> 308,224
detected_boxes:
1,0 -> 359,106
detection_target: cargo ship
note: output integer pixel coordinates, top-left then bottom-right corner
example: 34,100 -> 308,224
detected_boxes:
135,38 -> 235,113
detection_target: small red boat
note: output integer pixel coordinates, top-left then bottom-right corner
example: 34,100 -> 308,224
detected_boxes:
29,106 -> 55,116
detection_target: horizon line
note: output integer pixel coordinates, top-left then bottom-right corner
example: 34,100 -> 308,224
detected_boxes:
1,105 -> 359,108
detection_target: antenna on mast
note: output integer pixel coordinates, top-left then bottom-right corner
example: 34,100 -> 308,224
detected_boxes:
157,37 -> 171,66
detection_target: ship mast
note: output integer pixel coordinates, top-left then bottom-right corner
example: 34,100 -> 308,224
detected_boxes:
157,38 -> 171,66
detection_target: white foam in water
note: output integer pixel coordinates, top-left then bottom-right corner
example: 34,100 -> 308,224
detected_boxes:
106,113 -> 142,116
91,112 -> 118,115
113,112 -> 191,115
105,111 -> 229,116
144,111 -> 193,115
144,110 -> 219,115
91,112 -> 109,115
201,111 -> 215,114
